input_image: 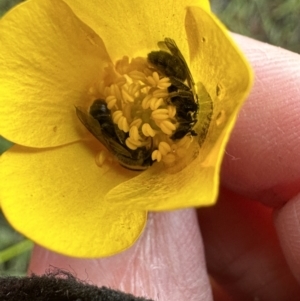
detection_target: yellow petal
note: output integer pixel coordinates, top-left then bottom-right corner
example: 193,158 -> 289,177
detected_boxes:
0,0 -> 111,148
105,8 -> 253,210
185,7 -> 253,106
0,142 -> 146,257
63,0 -> 210,61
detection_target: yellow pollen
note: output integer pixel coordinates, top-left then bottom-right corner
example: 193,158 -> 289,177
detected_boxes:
158,141 -> 171,156
88,49 -> 198,171
112,110 -> 123,123
157,78 -> 172,89
125,138 -> 138,150
151,108 -> 169,120
142,123 -> 156,137
130,118 -> 143,128
121,87 -> 135,103
129,125 -> 140,141
118,116 -> 129,132
125,136 -> 148,150
106,95 -> 117,109
128,70 -> 146,81
95,150 -> 112,167
149,97 -> 163,110
122,103 -> 132,122
153,71 -> 160,82
113,84 -> 122,100
153,89 -> 170,98
151,150 -> 162,162
147,75 -> 156,87
158,120 -> 176,135
167,105 -> 176,118
141,94 -> 153,110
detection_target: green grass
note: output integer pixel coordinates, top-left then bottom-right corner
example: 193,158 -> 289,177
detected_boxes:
0,211 -> 32,276
211,0 -> 300,53
0,0 -> 24,16
0,0 -> 299,276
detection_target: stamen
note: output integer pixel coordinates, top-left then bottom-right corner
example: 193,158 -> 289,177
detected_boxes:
129,126 -> 140,141
151,150 -> 162,162
151,109 -> 169,120
157,77 -> 171,89
142,123 -> 156,137
158,142 -> 171,156
121,87 -> 135,103
167,105 -> 176,118
115,56 -> 130,74
106,95 -> 117,109
152,89 -> 169,98
158,120 -> 176,135
84,41 -> 199,171
149,97 -> 163,110
118,116 -> 129,132
153,71 -> 160,83
95,150 -> 112,167
128,70 -> 146,81
125,138 -> 138,150
147,75 -> 156,87
125,136 -> 148,150
112,110 -> 123,123
130,118 -> 143,128
111,84 -> 122,100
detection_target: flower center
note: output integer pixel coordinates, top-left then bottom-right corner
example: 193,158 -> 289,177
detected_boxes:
76,38 -> 199,172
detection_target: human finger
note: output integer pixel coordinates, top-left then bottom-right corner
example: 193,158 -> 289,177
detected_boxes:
29,210 -> 213,301
198,188 -> 300,301
222,34 -> 300,207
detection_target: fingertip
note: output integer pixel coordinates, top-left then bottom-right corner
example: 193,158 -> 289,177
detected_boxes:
274,192 -> 300,283
221,34 -> 300,207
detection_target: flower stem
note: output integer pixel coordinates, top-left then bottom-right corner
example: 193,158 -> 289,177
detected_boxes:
0,239 -> 33,263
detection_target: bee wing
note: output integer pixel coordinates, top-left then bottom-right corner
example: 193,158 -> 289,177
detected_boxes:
75,106 -> 132,158
163,38 -> 196,91
157,40 -> 170,52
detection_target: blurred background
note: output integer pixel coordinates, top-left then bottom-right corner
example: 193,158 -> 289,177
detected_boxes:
0,0 -> 299,276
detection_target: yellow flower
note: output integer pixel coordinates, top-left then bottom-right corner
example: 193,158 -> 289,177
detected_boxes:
0,0 -> 253,257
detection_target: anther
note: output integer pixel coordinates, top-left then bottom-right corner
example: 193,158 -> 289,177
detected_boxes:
151,109 -> 169,120
95,150 -> 109,167
158,120 -> 176,135
129,126 -> 140,141
151,150 -> 162,162
158,142 -> 171,156
106,95 -> 117,109
142,123 -> 156,137
121,88 -> 134,103
81,38 -> 200,171
149,97 -> 163,110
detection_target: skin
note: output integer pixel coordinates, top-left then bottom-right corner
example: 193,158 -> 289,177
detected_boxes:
29,34 -> 300,301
